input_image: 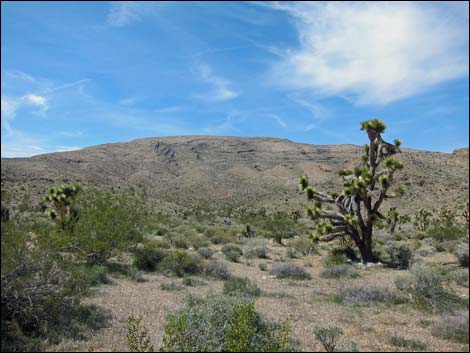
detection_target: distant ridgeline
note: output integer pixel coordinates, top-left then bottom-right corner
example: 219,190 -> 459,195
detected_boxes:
1,137 -> 468,214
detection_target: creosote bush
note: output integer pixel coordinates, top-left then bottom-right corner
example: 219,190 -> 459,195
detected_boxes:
71,190 -> 146,266
204,226 -> 238,244
161,295 -> 292,352
271,263 -> 311,280
133,243 -> 169,272
158,251 -> 202,277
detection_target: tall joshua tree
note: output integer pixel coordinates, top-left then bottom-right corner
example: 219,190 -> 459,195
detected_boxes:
299,119 -> 403,262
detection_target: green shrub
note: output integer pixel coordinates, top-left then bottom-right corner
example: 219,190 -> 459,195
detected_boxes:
1,214 -> 110,351
323,252 -> 348,267
77,265 -> 112,286
222,243 -> 243,262
197,247 -> 214,259
262,213 -> 297,245
320,265 -> 359,279
286,237 -> 316,258
205,226 -> 238,244
158,251 -> 202,277
271,263 -> 311,280
395,263 -> 466,312
383,242 -> 413,269
161,296 -> 291,352
204,260 -> 232,280
427,221 -> 468,242
133,244 -> 169,272
182,277 -> 207,287
71,190 -> 146,265
223,277 -> 261,297
259,263 -> 268,271
388,335 -> 428,350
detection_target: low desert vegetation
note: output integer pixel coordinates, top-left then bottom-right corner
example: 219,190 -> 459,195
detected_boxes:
1,119 -> 469,352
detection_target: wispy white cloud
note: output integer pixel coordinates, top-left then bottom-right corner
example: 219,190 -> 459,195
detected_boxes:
267,113 -> 287,128
266,2 -> 469,105
107,1 -> 143,27
1,94 -> 48,136
1,71 -> 88,157
202,109 -> 242,134
118,96 -> 147,106
287,92 -> 331,121
3,69 -> 36,83
193,64 -> 241,102
304,123 -> 316,132
107,1 -> 168,27
153,105 -> 185,113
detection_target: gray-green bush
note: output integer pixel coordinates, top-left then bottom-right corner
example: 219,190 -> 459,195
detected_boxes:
271,263 -> 311,280
161,296 -> 291,352
204,260 -> 232,280
395,263 -> 466,312
223,277 -> 261,297
337,284 -> 390,304
222,243 -> 243,262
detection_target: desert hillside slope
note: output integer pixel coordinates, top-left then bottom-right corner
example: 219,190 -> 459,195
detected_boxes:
1,136 -> 468,213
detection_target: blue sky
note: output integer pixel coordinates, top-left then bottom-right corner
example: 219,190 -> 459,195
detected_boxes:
1,1 -> 469,157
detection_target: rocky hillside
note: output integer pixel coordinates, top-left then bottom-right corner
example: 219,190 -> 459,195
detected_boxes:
1,136 -> 468,213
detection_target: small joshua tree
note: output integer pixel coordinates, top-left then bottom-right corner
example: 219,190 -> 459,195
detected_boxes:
299,119 -> 403,262
413,208 -> 433,231
43,183 -> 81,229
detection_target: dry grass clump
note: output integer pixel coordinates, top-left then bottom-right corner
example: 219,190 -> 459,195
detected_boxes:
337,284 -> 391,304
320,265 -> 359,279
431,311 -> 469,344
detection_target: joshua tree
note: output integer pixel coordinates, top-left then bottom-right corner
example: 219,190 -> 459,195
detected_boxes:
241,224 -> 255,238
44,183 -> 81,229
299,119 -> 403,262
413,208 -> 433,231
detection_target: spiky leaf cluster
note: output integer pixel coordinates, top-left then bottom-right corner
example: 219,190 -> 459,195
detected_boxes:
360,118 -> 386,134
43,183 -> 81,227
